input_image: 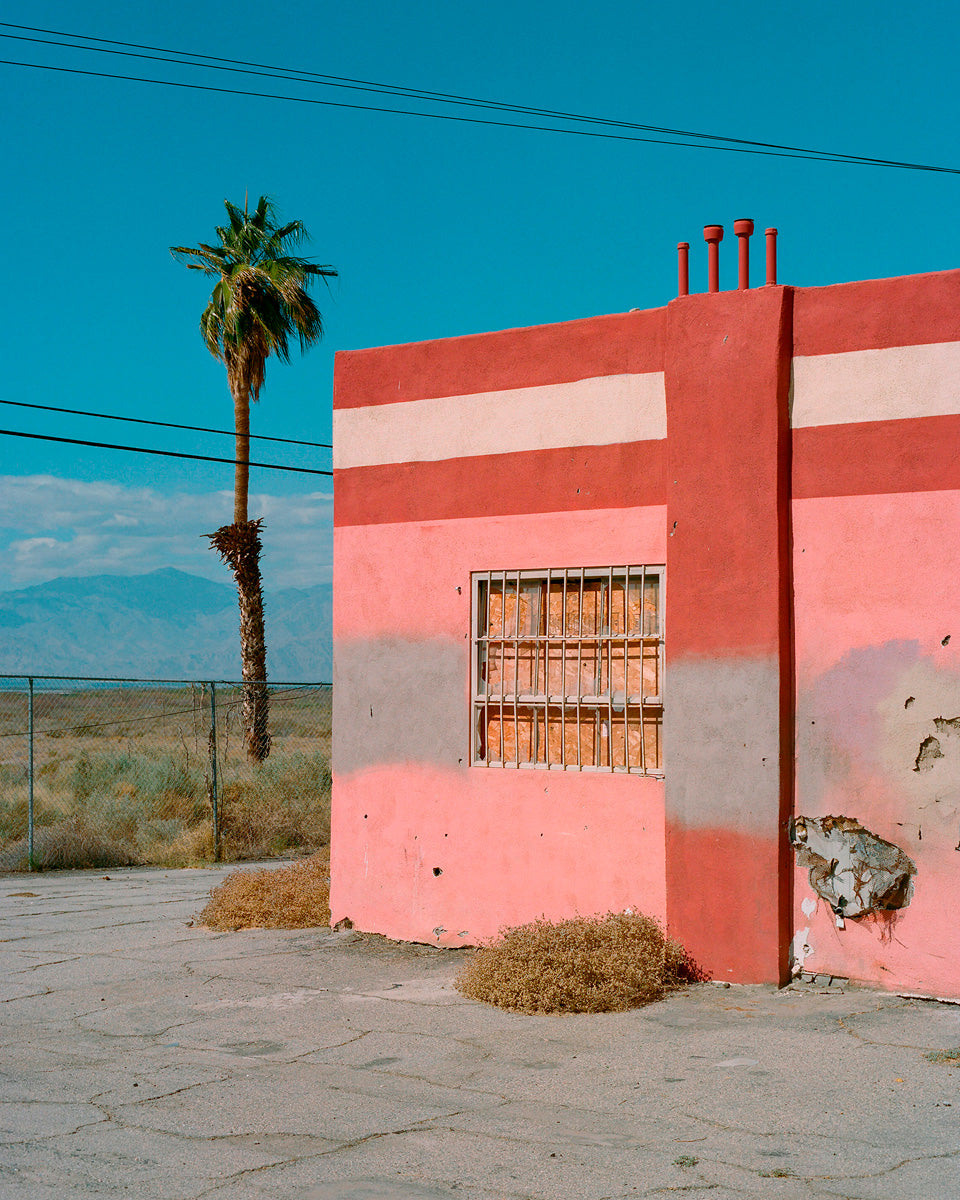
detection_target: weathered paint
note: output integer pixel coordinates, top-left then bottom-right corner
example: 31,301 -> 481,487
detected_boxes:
332,308 -> 666,410
333,264 -> 960,996
663,286 -> 793,984
333,372 -> 666,469
792,269 -> 960,356
665,659 -> 782,832
792,357 -> 960,995
791,815 -> 916,918
792,340 -> 960,428
332,504 -> 668,945
334,441 -> 667,527
793,415 -> 960,499
792,492 -> 960,677
329,764 -> 666,946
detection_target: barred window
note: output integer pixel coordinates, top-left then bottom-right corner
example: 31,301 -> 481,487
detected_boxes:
471,566 -> 663,773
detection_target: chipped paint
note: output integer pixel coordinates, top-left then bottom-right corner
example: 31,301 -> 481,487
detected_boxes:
791,815 -> 916,918
791,926 -> 812,976
790,895 -> 818,977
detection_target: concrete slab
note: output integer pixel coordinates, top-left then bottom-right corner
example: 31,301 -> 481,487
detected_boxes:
2,863 -> 960,1198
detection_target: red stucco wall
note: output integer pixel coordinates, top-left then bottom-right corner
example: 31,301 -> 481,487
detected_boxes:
332,268 -> 960,996
789,271 -> 960,996
332,313 -> 669,946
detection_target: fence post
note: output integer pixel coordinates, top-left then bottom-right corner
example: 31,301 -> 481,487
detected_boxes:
209,682 -> 220,861
28,677 -> 35,871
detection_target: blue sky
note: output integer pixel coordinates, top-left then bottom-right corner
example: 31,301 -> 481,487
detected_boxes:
2,0 -> 958,593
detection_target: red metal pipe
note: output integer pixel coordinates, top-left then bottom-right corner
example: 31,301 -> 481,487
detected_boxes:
703,224 -> 723,292
765,227 -> 778,285
677,242 -> 690,296
733,218 -> 754,290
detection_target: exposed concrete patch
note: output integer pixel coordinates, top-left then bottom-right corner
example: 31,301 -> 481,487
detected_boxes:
664,657 -> 781,830
796,642 -> 960,838
915,735 -> 945,772
333,638 -> 468,774
790,815 -> 916,918
915,716 -> 960,774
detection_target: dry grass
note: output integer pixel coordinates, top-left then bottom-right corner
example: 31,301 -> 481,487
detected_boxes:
924,1046 -> 960,1064
0,821 -> 139,872
1,749 -> 329,872
455,910 -> 699,1014
198,847 -> 330,930
0,683 -> 331,872
217,752 -> 331,861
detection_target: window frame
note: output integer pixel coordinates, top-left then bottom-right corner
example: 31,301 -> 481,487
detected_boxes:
470,564 -> 665,775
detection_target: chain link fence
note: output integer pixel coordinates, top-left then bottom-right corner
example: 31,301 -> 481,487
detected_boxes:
0,676 -> 331,872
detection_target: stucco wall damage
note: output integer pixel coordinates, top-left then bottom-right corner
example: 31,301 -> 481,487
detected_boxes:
790,815 -> 916,921
914,715 -> 960,778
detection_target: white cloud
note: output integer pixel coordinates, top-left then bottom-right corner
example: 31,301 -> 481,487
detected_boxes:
13,536 -> 59,555
0,475 -> 333,592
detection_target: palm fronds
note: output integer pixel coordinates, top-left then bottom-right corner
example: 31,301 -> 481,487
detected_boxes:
170,195 -> 337,401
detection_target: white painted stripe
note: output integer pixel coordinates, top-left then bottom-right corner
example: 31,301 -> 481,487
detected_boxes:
792,341 -> 960,429
334,373 -> 666,469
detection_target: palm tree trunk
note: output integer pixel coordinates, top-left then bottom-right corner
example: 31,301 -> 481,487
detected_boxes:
208,520 -> 271,762
233,388 -> 250,524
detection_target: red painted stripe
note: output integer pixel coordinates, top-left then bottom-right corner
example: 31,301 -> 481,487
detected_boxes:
334,441 -> 667,527
665,825 -> 787,983
333,308 -> 666,410
794,269 -> 960,357
793,414 -> 960,498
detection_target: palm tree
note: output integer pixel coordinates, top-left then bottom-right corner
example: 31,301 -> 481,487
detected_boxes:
171,195 -> 336,762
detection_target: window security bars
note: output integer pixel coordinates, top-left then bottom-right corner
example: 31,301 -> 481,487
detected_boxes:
472,567 -> 663,773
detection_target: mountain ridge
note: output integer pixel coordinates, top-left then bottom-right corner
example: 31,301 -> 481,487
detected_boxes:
0,568 -> 332,681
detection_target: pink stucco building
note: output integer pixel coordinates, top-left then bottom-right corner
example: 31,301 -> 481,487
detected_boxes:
331,225 -> 960,998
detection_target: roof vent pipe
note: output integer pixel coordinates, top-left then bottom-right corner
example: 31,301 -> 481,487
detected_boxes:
703,225 -> 723,292
733,218 -> 754,289
677,242 -> 690,296
765,227 -> 778,285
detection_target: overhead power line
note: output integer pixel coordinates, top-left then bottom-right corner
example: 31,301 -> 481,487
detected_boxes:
0,22 -> 938,171
1,23 -> 957,174
0,398 -> 332,450
7,56 -> 952,173
0,428 -> 333,476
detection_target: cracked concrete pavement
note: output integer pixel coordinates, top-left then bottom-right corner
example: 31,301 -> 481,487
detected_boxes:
2,865 -> 959,1199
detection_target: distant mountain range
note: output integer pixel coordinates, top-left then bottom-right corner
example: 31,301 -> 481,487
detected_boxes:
0,568 -> 331,682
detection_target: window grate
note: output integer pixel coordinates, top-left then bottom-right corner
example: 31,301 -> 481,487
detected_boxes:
471,566 -> 663,774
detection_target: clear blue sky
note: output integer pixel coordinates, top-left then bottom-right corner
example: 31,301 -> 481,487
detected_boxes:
2,0 -> 957,593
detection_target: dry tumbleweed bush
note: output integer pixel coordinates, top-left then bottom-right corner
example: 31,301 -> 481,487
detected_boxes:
455,910 -> 698,1014
199,848 -> 330,930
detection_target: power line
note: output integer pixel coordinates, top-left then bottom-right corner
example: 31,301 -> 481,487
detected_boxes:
0,22 -> 938,172
0,398 -> 332,450
0,428 -> 333,475
5,56 -> 944,173
1,31 -> 956,174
